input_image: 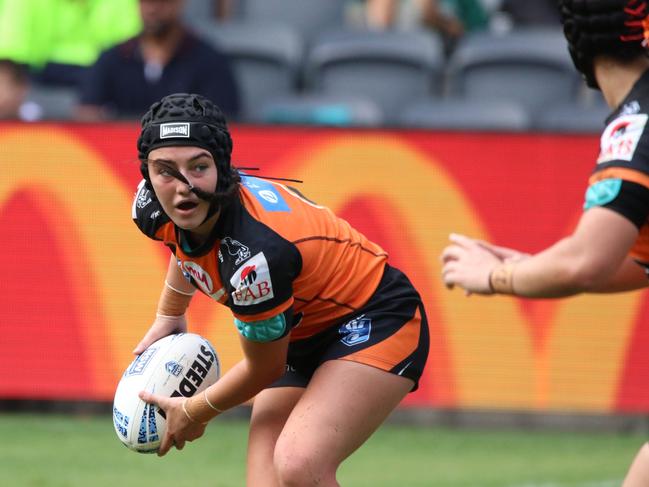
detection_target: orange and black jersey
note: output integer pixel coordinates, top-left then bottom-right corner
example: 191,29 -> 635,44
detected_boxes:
585,68 -> 649,268
132,176 -> 388,341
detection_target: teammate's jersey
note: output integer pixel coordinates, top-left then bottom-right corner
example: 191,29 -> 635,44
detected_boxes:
132,176 -> 388,341
584,69 -> 649,267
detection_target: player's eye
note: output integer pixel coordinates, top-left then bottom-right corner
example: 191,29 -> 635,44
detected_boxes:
194,163 -> 209,172
149,161 -> 176,178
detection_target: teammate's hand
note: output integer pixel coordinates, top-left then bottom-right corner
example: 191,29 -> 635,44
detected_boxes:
474,239 -> 530,263
139,391 -> 206,457
133,314 -> 187,354
440,233 -> 504,294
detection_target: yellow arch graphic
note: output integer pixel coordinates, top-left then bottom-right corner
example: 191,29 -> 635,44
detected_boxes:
0,127 -> 243,392
1,127 -> 162,395
287,135 -> 536,408
1,127 -> 641,409
285,134 -> 643,411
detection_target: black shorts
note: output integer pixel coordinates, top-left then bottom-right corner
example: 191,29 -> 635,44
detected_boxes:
269,265 -> 429,391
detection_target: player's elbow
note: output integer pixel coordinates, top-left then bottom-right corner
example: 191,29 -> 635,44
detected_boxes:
250,359 -> 286,385
566,258 -> 618,291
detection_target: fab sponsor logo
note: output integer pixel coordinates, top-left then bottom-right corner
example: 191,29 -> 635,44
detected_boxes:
598,113 -> 648,163
230,252 -> 274,306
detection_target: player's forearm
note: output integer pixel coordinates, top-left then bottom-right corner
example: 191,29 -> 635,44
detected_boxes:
493,237 -> 622,298
157,256 -> 195,316
184,357 -> 284,423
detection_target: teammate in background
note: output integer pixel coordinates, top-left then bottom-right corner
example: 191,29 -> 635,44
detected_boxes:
132,93 -> 429,486
440,1 -> 649,485
76,0 -> 239,121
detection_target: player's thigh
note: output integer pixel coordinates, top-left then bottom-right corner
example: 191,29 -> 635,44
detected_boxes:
247,387 -> 304,483
249,386 -> 304,444
275,360 -> 413,467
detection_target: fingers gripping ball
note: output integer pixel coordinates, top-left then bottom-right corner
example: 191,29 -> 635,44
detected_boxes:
112,333 -> 220,453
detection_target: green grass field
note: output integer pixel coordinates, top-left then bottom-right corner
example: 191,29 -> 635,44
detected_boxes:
0,412 -> 644,487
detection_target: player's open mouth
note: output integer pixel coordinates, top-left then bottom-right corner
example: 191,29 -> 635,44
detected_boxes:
177,201 -> 198,211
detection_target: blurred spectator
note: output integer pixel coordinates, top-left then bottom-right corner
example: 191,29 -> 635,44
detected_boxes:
365,0 -> 490,54
0,0 -> 141,87
498,0 -> 559,28
0,59 -> 42,121
76,0 -> 240,121
212,0 -> 236,20
366,0 -> 489,34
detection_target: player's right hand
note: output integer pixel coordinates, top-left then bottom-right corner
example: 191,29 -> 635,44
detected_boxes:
440,233 -> 503,294
132,314 -> 188,354
138,391 -> 206,457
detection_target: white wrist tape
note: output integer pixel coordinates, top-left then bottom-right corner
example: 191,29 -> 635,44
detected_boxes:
164,279 -> 196,296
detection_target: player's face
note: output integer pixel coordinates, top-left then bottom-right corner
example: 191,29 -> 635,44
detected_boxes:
148,146 -> 218,234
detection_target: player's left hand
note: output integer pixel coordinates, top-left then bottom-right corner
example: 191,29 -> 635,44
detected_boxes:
440,233 -> 504,295
139,391 -> 206,457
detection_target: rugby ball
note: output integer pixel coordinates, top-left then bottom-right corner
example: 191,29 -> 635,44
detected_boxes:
112,333 -> 220,453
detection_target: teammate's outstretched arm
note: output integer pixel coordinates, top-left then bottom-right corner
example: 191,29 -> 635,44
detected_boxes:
441,206 -> 647,298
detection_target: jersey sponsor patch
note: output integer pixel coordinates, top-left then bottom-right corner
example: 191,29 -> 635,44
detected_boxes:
230,252 -> 274,306
183,261 -> 215,294
583,178 -> 623,210
180,260 -> 225,301
242,176 -> 290,212
597,113 -> 648,164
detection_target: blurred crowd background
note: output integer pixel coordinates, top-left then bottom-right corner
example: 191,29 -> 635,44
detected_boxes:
0,0 -> 608,132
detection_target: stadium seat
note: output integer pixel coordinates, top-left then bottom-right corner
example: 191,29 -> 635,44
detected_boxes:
193,21 -> 304,122
25,84 -> 78,120
253,93 -> 384,127
447,28 -> 581,111
396,97 -> 532,131
233,0 -> 347,41
183,0 -> 214,25
304,29 -> 444,121
534,100 -> 611,133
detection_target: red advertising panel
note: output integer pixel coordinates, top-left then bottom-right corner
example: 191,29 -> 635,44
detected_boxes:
1,123 -> 647,413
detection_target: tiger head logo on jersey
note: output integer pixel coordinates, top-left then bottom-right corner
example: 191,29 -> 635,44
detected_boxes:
220,237 -> 251,265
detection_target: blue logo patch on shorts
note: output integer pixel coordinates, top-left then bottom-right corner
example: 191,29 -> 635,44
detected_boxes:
241,176 -> 290,212
339,316 -> 372,346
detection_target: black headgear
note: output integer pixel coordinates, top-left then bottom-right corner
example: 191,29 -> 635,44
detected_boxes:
559,0 -> 649,89
137,93 -> 236,193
